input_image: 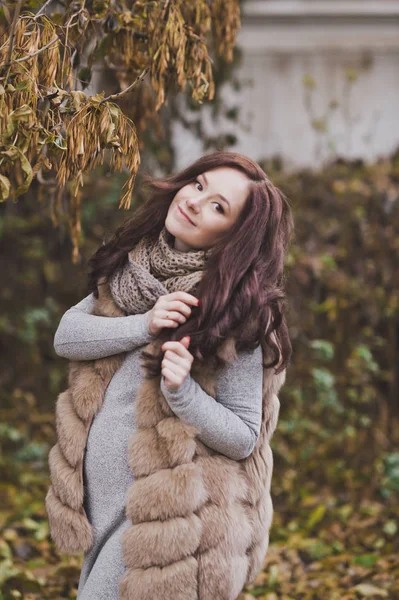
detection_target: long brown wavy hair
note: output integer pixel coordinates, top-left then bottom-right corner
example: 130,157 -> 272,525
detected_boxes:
88,151 -> 294,375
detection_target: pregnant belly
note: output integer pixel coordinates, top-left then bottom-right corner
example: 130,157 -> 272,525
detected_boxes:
83,391 -> 136,530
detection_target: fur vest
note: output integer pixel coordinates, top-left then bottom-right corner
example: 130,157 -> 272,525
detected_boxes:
45,279 -> 286,600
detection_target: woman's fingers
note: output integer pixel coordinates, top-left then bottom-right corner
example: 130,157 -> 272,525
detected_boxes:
148,292 -> 199,337
155,309 -> 187,324
161,338 -> 193,391
161,366 -> 179,383
163,349 -> 191,366
167,291 -> 199,306
161,366 -> 185,389
162,340 -> 193,360
162,300 -> 193,317
156,318 -> 179,328
162,358 -> 187,376
155,292 -> 199,321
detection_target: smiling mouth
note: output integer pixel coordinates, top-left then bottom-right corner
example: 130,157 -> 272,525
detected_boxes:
178,206 -> 196,225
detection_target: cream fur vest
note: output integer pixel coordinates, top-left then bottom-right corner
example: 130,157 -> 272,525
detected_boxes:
45,278 -> 286,600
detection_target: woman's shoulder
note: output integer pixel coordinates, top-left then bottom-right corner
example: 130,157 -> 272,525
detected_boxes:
69,292 -> 96,312
216,341 -> 286,395
216,343 -> 263,381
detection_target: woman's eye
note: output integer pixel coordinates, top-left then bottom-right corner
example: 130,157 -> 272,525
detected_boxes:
194,180 -> 223,213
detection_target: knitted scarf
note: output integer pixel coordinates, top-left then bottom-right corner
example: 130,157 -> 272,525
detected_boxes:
45,226 -> 286,600
110,226 -> 211,314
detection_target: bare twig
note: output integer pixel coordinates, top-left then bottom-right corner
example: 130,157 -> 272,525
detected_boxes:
34,0 -> 57,20
64,4 -> 86,28
61,4 -> 87,87
1,36 -> 60,70
100,67 -> 150,104
161,0 -> 170,21
61,22 -> 70,89
49,120 -> 64,131
6,0 -> 23,65
14,36 -> 59,65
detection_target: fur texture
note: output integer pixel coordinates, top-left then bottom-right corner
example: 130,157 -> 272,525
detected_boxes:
45,279 -> 286,599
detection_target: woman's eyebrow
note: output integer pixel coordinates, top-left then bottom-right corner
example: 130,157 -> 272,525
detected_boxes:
201,173 -> 231,209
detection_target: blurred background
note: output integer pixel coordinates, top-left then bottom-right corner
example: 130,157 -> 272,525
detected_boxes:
174,0 -> 399,170
1,1 -> 398,599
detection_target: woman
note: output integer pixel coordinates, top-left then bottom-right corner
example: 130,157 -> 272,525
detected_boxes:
46,150 -> 294,600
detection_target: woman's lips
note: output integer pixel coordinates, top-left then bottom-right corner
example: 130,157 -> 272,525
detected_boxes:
177,205 -> 195,225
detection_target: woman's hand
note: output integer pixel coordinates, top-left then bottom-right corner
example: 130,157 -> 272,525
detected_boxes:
146,291 -> 199,337
161,336 -> 193,392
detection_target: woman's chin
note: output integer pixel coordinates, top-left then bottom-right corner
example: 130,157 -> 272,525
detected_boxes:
166,217 -> 185,238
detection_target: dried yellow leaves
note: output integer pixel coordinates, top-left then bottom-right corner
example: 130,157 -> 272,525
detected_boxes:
0,0 -> 240,259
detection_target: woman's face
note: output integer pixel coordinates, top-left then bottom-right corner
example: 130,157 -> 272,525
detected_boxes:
165,166 -> 250,252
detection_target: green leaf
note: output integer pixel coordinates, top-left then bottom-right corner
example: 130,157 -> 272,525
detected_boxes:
307,503 -> 327,529
309,339 -> 334,361
354,345 -> 379,372
0,540 -> 12,560
353,553 -> 380,567
312,367 -> 335,389
0,559 -> 21,585
305,540 -> 333,560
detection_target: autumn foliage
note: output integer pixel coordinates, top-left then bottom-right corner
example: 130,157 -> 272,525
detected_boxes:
0,0 -> 240,258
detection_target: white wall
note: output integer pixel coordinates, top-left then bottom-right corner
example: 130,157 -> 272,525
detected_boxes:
172,0 -> 399,171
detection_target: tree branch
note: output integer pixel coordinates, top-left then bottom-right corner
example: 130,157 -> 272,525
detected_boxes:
100,67 -> 150,104
1,36 -> 60,70
6,0 -> 23,65
34,0 -> 57,20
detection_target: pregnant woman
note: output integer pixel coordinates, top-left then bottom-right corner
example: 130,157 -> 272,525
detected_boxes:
45,150 -> 294,600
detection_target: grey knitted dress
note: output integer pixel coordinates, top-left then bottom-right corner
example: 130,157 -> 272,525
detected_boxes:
53,293 -> 264,600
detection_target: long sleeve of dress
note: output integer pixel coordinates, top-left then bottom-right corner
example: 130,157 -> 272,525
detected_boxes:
160,344 -> 264,461
53,293 -> 156,361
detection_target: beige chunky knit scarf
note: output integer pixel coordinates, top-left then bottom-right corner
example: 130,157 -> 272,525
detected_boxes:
110,227 -> 211,314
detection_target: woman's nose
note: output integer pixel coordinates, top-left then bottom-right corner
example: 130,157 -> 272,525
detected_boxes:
186,197 -> 200,211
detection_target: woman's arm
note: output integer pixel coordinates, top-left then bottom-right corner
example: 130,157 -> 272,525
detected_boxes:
54,293 -> 156,361
160,344 -> 264,461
